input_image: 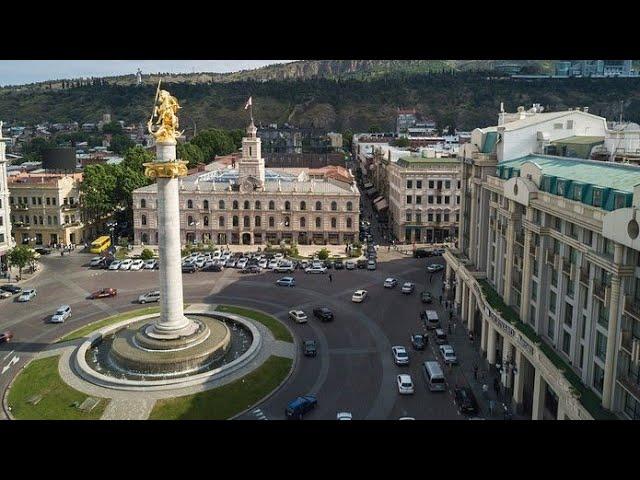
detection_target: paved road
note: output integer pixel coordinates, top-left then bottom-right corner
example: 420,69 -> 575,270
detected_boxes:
0,249 -> 491,420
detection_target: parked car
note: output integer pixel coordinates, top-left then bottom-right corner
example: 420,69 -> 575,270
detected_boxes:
345,259 -> 357,270
454,387 -> 479,415
119,259 -> 133,270
89,288 -> 117,299
351,289 -> 368,303
108,260 -> 122,270
0,290 -> 12,299
401,282 -> 415,294
356,259 -> 367,269
333,260 -> 344,270
17,289 -> 37,302
275,262 -> 295,273
323,260 -> 333,269
434,328 -> 448,345
420,291 -> 433,303
336,412 -> 353,421
236,258 -> 249,269
276,276 -> 296,287
267,259 -> 279,269
0,331 -> 14,344
34,247 -> 52,255
138,290 -> 161,304
392,346 -> 409,365
144,259 -> 158,270
413,249 -> 431,258
130,259 -> 145,271
0,285 -> 22,295
397,374 -> 415,394
313,307 -> 334,322
431,248 -> 445,256
410,333 -> 426,350
305,265 -> 327,274
89,256 -> 105,267
242,265 -> 261,274
50,305 -> 72,323
366,260 -> 376,270
204,261 -> 224,272
288,310 -> 308,324
427,263 -> 445,273
303,340 -> 317,357
258,258 -> 268,269
285,395 -> 318,420
182,263 -> 197,273
439,344 -> 458,365
383,277 -> 398,288
226,258 -> 238,268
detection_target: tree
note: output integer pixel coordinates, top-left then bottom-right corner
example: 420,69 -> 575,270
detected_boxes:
191,129 -> 236,161
110,134 -> 135,154
368,124 -> 382,133
101,121 -> 123,135
342,129 -> 354,151
317,248 -> 330,260
393,137 -> 410,147
177,142 -> 205,169
140,248 -> 155,260
8,245 -> 35,279
80,163 -> 118,225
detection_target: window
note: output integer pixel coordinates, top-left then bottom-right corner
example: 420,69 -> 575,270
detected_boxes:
416,196 -> 422,204
564,303 -> 573,327
232,216 -> 238,227
53,216 -> 57,224
203,200 -> 209,210
593,363 -> 604,393
244,216 -> 250,227
315,217 -> 321,228
428,213 -> 433,222
187,215 -> 193,225
255,201 -> 261,210
269,217 -> 275,227
406,180 -> 413,189
187,199 -> 193,209
547,316 -> 556,340
203,216 -> 209,226
416,213 -> 422,223
595,331 -> 607,361
331,218 -> 337,229
444,180 -> 451,189
233,200 -> 239,210
300,217 -> 306,228
254,216 -> 261,227
47,216 -> 51,225
406,195 -> 412,204
436,196 -> 442,204
406,212 -> 412,222
219,216 -> 225,227
285,201 -> 291,211
566,120 -> 574,129
52,197 -> 56,206
331,201 -> 337,211
219,200 -> 225,210
532,281 -> 538,301
444,196 -> 450,204
269,201 -> 275,210
416,180 -> 422,189
346,218 -> 352,228
141,199 -> 146,208
428,196 -> 434,204
562,330 -> 571,355
554,123 -> 563,129
32,197 -> 37,205
346,201 -> 353,211
244,200 -> 250,210
437,181 -> 443,189
141,215 -> 147,226
284,216 -> 290,227
315,201 -> 322,211
443,213 -> 449,222
300,201 -> 307,211
428,180 -> 435,189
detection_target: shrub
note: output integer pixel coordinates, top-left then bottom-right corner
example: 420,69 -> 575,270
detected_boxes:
317,248 -> 330,260
140,248 -> 155,260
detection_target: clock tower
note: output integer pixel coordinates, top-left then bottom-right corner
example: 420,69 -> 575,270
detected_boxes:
237,119 -> 265,192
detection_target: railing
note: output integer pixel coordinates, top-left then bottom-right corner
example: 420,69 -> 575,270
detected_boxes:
61,204 -> 78,211
14,204 -> 29,210
624,295 -> 640,319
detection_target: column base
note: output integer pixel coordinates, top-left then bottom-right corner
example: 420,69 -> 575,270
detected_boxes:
146,317 -> 200,340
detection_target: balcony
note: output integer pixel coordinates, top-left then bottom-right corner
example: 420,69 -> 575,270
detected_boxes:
61,204 -> 78,211
624,295 -> 640,320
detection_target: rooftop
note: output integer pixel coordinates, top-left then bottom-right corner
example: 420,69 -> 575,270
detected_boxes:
396,156 -> 459,167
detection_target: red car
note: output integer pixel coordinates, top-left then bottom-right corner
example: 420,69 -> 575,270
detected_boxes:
0,331 -> 14,344
89,288 -> 117,299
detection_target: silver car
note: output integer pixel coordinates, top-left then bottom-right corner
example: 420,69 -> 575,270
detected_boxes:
51,305 -> 71,323
138,290 -> 161,304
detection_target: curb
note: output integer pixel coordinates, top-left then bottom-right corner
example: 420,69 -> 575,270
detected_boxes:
5,260 -> 45,286
2,357 -> 35,421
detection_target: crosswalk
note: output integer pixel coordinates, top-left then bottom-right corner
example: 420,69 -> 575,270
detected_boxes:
251,408 -> 268,420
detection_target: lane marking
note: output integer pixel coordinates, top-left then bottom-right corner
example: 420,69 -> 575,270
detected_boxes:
2,350 -> 15,362
1,355 -> 20,375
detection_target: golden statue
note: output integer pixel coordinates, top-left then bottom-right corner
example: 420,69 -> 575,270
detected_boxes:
147,81 -> 183,143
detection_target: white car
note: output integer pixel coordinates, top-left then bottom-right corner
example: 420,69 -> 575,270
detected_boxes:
138,290 -> 161,304
119,259 -> 133,270
18,289 -> 37,302
366,260 -> 376,270
305,266 -> 327,274
397,374 -> 415,394
336,412 -> 353,420
108,260 -> 122,270
288,310 -> 308,323
439,345 -> 458,365
401,282 -> 415,294
144,259 -> 157,269
130,259 -> 145,271
227,258 -> 238,268
274,253 -> 284,261
258,258 -> 268,268
221,252 -> 231,262
212,250 -> 222,260
0,291 -> 12,299
236,258 -> 248,269
345,260 -> 357,270
427,263 -> 445,273
383,278 -> 398,288
352,290 -> 368,303
311,260 -> 323,268
50,305 -> 71,323
194,257 -> 207,269
392,346 -> 409,365
89,256 -> 104,267
267,259 -> 279,269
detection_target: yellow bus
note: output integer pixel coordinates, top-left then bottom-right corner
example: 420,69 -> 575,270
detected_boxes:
90,235 -> 112,254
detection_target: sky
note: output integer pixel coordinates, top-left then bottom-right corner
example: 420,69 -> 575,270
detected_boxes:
0,60 -> 294,86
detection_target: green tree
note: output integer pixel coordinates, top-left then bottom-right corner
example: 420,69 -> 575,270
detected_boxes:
80,163 -> 118,225
110,134 -> 135,154
140,248 -> 155,260
8,245 -> 35,278
191,129 -> 236,161
393,137 -> 410,147
317,248 -> 330,260
177,142 -> 205,169
227,129 -> 245,149
101,121 -> 123,135
342,129 -> 354,151
368,124 -> 381,133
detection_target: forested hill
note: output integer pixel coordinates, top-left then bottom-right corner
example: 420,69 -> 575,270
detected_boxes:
1,72 -> 639,133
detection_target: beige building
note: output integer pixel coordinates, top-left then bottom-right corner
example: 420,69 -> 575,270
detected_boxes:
8,172 -> 85,246
133,121 -> 360,246
445,133 -> 640,420
387,155 -> 461,244
1,124 -> 13,268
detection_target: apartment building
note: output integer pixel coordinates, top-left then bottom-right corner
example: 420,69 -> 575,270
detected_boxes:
0,125 -> 13,268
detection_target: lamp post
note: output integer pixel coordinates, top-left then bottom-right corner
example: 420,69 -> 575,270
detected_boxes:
107,221 -> 117,252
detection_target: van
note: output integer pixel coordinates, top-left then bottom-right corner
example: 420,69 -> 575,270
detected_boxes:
422,361 -> 446,392
435,328 -> 447,345
420,310 -> 440,330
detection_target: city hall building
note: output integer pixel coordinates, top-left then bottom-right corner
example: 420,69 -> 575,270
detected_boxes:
132,121 -> 360,246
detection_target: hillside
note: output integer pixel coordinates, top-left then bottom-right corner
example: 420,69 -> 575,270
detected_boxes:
1,72 -> 639,133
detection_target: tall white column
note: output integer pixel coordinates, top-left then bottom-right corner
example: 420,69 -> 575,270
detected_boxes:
467,292 -> 475,332
480,316 -> 488,356
532,368 -> 546,420
487,323 -> 497,365
512,350 -> 524,412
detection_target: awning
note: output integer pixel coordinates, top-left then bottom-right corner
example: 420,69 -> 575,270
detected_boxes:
374,199 -> 388,211
363,182 -> 373,189
373,196 -> 385,204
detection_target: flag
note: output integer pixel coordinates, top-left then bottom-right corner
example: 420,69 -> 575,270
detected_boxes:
244,96 -> 252,110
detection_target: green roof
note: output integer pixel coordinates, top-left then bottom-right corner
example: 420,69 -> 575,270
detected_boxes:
500,154 -> 640,193
481,131 -> 499,154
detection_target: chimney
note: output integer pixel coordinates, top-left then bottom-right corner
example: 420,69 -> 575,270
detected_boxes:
517,106 -> 526,120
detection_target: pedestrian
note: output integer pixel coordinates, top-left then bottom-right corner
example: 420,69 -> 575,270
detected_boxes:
449,310 -> 453,320
473,363 -> 478,380
489,399 -> 495,416
494,377 -> 500,396
482,383 -> 488,398
329,273 -> 333,283
468,331 -> 474,343
453,322 -> 457,333
439,294 -> 442,304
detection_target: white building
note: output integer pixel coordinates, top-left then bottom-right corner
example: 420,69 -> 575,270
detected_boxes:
0,122 -> 14,270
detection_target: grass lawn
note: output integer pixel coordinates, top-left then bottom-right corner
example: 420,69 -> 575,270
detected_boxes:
215,305 -> 293,342
149,356 -> 292,420
56,306 -> 162,343
7,356 -> 108,420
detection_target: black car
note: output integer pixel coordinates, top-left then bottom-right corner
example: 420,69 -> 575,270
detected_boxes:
333,260 -> 344,270
34,247 -> 51,255
242,265 -> 261,274
454,387 -> 479,415
0,284 -> 22,294
323,260 -> 333,269
410,333 -> 426,350
182,263 -> 197,273
303,340 -> 317,357
413,249 -> 431,258
420,291 -> 433,304
102,257 -> 116,269
204,262 -> 223,272
356,259 -> 367,269
313,307 -> 334,322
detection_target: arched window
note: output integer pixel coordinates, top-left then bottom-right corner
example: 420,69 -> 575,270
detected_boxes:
233,200 -> 239,210
315,201 -> 322,211
141,233 -> 148,244
219,200 -> 225,210
284,216 -> 290,227
346,217 -> 352,229
255,200 -> 261,210
346,201 -> 353,211
331,201 -> 337,211
219,216 -> 225,227
255,216 -> 261,227
203,200 -> 209,210
269,200 -> 275,210
285,201 -> 291,211
141,214 -> 147,226
300,217 -> 306,228
187,199 -> 193,209
300,201 -> 306,211
64,215 -> 69,224
204,216 -> 209,226
232,215 -> 239,227
315,217 -> 321,228
244,216 -> 250,228
53,216 -> 58,225
39,216 -> 43,225
269,216 -> 275,227
331,217 -> 337,229
187,215 -> 193,225
140,199 -> 146,208
244,200 -> 250,210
